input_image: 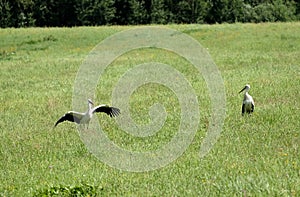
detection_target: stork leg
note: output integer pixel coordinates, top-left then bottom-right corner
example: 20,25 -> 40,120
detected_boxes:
78,124 -> 87,131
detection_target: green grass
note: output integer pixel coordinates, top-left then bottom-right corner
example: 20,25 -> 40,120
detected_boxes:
0,23 -> 299,196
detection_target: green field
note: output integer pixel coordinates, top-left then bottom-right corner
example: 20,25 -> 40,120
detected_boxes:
0,23 -> 299,196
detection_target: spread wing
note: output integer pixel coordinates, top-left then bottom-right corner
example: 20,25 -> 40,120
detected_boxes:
92,105 -> 120,117
54,111 -> 84,127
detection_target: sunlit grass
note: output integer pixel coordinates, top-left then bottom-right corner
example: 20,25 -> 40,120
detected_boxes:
0,23 -> 299,196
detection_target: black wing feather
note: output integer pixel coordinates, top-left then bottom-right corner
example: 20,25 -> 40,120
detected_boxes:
251,103 -> 254,113
54,113 -> 81,127
93,105 -> 120,117
241,104 -> 245,115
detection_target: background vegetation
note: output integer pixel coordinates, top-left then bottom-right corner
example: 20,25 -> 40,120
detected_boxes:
1,0 -> 300,27
0,23 -> 299,196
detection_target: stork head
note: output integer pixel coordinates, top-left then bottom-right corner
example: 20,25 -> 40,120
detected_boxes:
239,84 -> 250,93
88,99 -> 94,105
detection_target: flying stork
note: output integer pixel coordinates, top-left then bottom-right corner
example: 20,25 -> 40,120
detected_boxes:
54,99 -> 120,127
239,84 -> 255,115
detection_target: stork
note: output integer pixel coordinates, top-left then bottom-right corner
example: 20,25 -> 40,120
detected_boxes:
54,99 -> 120,127
239,84 -> 254,115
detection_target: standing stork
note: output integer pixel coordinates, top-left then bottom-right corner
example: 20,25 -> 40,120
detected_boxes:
54,99 -> 120,127
239,84 -> 255,115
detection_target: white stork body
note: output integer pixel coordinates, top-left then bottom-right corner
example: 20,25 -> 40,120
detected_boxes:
55,99 -> 120,127
239,84 -> 254,115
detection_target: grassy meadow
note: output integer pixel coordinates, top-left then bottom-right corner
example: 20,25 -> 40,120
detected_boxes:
0,23 -> 299,196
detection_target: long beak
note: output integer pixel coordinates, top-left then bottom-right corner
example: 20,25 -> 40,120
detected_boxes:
239,86 -> 246,93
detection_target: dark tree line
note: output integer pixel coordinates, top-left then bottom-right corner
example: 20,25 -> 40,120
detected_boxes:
1,0 -> 299,28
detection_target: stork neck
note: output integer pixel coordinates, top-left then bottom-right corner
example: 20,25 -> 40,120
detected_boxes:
88,102 -> 93,112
